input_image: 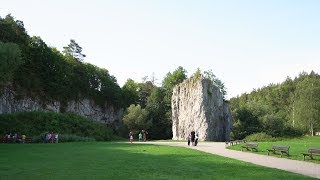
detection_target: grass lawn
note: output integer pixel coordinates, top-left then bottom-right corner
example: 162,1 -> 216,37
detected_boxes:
228,136 -> 320,163
0,142 -> 313,179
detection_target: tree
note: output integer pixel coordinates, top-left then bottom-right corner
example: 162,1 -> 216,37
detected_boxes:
122,79 -> 139,107
146,87 -> 171,139
0,42 -> 23,86
294,76 -> 320,136
204,69 -> 227,99
122,104 -> 151,131
63,39 -> 86,62
162,66 -> 187,91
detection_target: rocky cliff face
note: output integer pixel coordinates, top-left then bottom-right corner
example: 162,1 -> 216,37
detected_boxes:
0,88 -> 122,126
172,77 -> 232,141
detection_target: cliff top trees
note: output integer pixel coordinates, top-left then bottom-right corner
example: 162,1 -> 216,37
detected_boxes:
63,39 -> 86,62
0,42 -> 23,87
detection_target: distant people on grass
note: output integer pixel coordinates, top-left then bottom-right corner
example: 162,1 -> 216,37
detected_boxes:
142,130 -> 148,141
191,131 -> 195,146
187,134 -> 191,146
129,131 -> 134,143
138,132 -> 143,142
54,133 -> 59,143
195,133 -> 199,146
21,134 -> 26,143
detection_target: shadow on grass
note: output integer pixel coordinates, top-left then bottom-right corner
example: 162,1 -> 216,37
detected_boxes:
0,142 -> 312,179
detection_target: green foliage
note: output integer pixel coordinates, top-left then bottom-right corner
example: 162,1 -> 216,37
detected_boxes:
63,39 -> 86,62
204,69 -> 227,99
0,15 -> 125,109
32,133 -> 96,143
0,143 -> 310,179
245,132 -> 277,142
146,87 -> 172,139
0,42 -> 23,86
0,112 -> 114,141
228,136 -> 320,163
122,79 -> 140,107
230,72 -> 320,139
162,66 -> 187,91
122,104 -> 151,131
294,74 -> 320,135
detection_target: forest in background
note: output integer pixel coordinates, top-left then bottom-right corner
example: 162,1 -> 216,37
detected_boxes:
229,72 -> 320,139
1,14 -> 319,140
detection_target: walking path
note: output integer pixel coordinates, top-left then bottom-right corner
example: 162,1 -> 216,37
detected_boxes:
136,141 -> 320,178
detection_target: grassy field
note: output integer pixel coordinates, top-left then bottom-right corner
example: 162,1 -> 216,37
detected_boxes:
228,136 -> 320,163
0,142 -> 312,179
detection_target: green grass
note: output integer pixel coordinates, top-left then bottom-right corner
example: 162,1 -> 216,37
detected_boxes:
228,136 -> 320,163
0,142 -> 312,179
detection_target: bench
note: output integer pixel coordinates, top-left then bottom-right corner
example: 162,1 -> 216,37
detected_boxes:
241,142 -> 258,152
0,136 -> 32,143
24,137 -> 33,143
226,139 -> 246,146
267,145 -> 290,157
302,148 -> 320,160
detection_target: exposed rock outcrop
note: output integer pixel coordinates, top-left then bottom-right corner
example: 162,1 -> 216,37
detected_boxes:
172,77 -> 232,141
0,88 -> 122,126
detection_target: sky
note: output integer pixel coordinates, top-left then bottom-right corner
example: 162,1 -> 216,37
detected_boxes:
1,0 -> 320,99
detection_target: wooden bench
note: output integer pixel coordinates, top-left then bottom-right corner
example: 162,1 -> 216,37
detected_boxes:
226,139 -> 246,146
0,137 -> 32,143
24,137 -> 33,143
241,142 -> 258,152
267,145 -> 290,157
302,148 -> 320,160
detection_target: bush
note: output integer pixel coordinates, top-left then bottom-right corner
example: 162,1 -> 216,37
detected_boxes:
0,112 -> 115,141
32,133 -> 95,143
282,126 -> 304,138
245,132 -> 279,142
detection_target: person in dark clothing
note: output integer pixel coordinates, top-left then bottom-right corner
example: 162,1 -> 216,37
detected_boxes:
194,133 -> 199,146
191,131 -> 195,146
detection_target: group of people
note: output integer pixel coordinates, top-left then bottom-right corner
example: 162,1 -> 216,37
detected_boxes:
129,130 -> 148,143
187,131 -> 199,146
44,132 -> 59,143
3,132 -> 27,143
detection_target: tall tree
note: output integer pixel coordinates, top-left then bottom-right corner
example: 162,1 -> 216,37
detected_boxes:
63,39 -> 86,62
122,104 -> 151,131
0,42 -> 23,87
294,76 -> 320,136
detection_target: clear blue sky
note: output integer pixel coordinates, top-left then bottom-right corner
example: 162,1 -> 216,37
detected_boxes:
1,0 -> 319,99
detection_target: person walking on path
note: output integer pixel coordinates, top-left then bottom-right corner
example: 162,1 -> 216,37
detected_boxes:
129,131 -> 134,143
187,134 -> 191,146
138,132 -> 143,142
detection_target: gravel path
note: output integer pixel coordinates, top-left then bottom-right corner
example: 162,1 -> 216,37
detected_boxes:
136,141 -> 320,179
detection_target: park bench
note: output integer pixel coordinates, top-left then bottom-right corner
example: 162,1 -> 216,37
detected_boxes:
0,137 -> 32,143
225,139 -> 246,146
241,142 -> 258,152
302,148 -> 320,160
267,145 -> 290,157
24,137 -> 33,143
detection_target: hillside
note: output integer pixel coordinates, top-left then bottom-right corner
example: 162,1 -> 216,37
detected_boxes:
229,72 -> 320,139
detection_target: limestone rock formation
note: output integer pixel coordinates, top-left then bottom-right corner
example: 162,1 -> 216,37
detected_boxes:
172,77 -> 232,141
0,88 -> 122,126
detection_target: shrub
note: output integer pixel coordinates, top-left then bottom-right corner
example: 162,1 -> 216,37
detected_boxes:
245,132 -> 278,142
32,133 -> 95,143
282,126 -> 304,138
0,112 -> 114,141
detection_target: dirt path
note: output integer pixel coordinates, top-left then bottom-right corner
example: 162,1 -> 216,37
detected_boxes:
135,141 -> 319,178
